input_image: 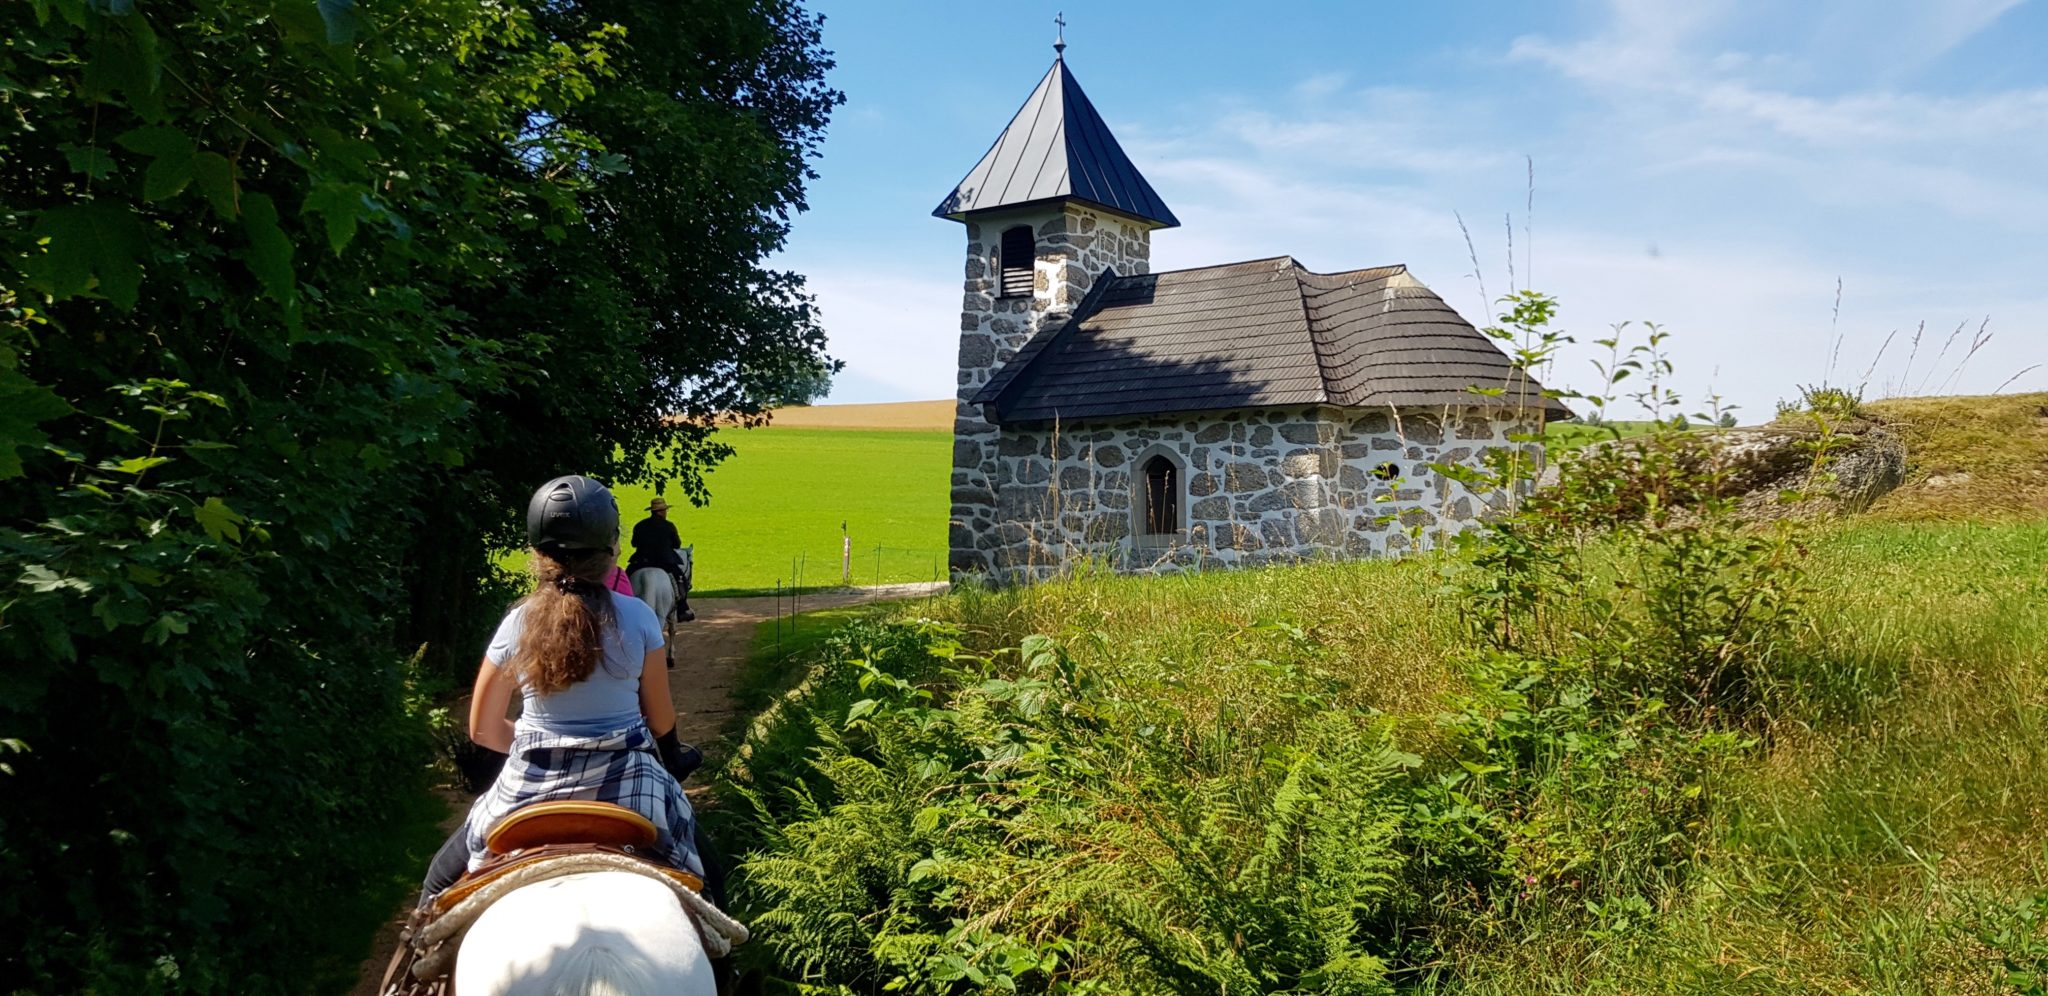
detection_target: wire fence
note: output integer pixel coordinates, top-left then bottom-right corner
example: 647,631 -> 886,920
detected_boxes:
763,543 -> 948,653
745,544 -> 945,592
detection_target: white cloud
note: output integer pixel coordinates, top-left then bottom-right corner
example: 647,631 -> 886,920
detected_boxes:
1510,0 -> 2048,163
1807,0 -> 2026,77
1292,71 -> 1349,99
1506,0 -> 1734,87
803,266 -> 961,403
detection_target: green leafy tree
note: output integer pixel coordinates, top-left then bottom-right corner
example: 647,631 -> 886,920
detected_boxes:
394,0 -> 844,679
0,0 -> 837,990
746,353 -> 840,408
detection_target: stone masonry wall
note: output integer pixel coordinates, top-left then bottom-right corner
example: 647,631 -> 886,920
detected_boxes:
970,405 -> 1543,581
949,202 -> 1154,573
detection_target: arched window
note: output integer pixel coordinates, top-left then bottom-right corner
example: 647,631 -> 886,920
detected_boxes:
1141,454 -> 1179,535
997,225 -> 1034,298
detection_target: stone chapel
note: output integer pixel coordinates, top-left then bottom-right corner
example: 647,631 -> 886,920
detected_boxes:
937,43 -> 1569,579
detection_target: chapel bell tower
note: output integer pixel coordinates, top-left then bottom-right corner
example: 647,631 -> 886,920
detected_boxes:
932,26 -> 1179,574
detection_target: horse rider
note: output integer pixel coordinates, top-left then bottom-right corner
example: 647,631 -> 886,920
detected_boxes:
416,476 -> 724,909
627,496 -> 694,621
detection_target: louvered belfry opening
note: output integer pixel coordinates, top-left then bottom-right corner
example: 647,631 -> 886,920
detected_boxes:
1141,455 -> 1178,534
997,225 -> 1034,298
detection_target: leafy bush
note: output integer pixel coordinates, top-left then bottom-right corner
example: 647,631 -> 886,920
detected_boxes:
1102,713 -> 1409,995
1414,652 -> 1749,944
1397,305 -> 1837,980
1455,411 -> 1808,725
728,625 -> 1107,992
1776,383 -> 1866,422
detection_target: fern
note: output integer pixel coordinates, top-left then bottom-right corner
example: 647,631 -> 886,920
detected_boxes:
1091,714 -> 1409,995
728,617 -> 1439,993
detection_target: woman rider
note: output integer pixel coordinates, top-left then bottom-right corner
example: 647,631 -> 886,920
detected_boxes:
417,475 -> 708,905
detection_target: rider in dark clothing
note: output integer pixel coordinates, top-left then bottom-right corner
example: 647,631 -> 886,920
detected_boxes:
630,498 -> 682,560
627,497 -> 693,621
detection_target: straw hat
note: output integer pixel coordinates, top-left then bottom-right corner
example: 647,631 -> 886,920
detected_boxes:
646,497 -> 670,512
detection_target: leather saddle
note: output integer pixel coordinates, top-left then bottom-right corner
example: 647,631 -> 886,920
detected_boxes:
429,800 -> 701,915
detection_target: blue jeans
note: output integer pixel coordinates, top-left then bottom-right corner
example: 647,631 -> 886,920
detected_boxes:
417,828 -> 469,909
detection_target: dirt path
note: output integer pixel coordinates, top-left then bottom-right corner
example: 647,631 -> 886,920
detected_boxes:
349,582 -> 946,994
663,582 -> 946,765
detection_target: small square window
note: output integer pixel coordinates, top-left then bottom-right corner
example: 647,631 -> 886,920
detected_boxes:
997,226 -> 1033,299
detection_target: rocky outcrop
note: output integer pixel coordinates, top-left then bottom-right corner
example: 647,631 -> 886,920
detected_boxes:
1712,421 -> 1907,518
1538,420 -> 1907,521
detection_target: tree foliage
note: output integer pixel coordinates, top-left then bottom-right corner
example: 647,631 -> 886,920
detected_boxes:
0,0 -> 837,990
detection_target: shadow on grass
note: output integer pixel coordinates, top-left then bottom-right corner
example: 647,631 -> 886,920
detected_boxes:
730,604 -> 889,718
692,583 -> 851,600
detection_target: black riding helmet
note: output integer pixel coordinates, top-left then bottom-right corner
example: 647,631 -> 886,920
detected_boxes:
525,475 -> 620,552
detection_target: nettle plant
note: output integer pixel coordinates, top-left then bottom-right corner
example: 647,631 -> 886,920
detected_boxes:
1434,291 -> 1810,717
1409,293 -> 1820,946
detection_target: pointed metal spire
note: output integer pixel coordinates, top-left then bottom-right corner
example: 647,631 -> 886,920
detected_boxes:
1053,12 -> 1066,57
931,53 -> 1179,228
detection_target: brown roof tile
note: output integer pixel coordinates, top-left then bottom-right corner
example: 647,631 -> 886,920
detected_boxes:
973,257 -> 1572,423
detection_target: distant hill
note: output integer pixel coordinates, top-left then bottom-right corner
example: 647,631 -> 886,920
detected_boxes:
1865,391 -> 2048,522
765,399 -> 953,431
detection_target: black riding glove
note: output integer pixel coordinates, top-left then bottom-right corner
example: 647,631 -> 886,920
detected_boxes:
654,727 -> 703,783
455,742 -> 509,794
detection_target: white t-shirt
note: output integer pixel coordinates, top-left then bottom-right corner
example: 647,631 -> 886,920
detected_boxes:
486,590 -> 665,737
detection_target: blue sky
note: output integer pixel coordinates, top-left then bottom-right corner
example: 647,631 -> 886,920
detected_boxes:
778,0 -> 2048,420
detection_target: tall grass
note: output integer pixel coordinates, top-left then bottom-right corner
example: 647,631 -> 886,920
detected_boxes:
941,556 -> 1463,719
1441,520 -> 2048,993
716,516 -> 2048,993
1864,392 -> 2048,523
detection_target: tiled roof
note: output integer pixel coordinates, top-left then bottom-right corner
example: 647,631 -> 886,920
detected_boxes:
972,257 -> 1572,423
932,57 -> 1178,229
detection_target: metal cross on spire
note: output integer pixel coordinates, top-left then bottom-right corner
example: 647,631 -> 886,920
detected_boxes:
1053,12 -> 1066,56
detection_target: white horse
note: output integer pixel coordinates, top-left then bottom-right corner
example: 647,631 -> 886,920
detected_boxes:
631,545 -> 692,668
453,871 -> 715,995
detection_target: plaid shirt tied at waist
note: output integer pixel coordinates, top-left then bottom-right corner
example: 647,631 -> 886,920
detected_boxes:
460,724 -> 701,878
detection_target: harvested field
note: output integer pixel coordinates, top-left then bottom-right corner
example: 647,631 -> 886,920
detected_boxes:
760,399 -> 953,431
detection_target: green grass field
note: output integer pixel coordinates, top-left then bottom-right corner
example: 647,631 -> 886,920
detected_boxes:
609,427 -> 951,594
1541,418 -> 1662,452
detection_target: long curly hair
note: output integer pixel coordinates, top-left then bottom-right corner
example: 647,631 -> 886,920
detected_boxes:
505,545 -> 620,696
